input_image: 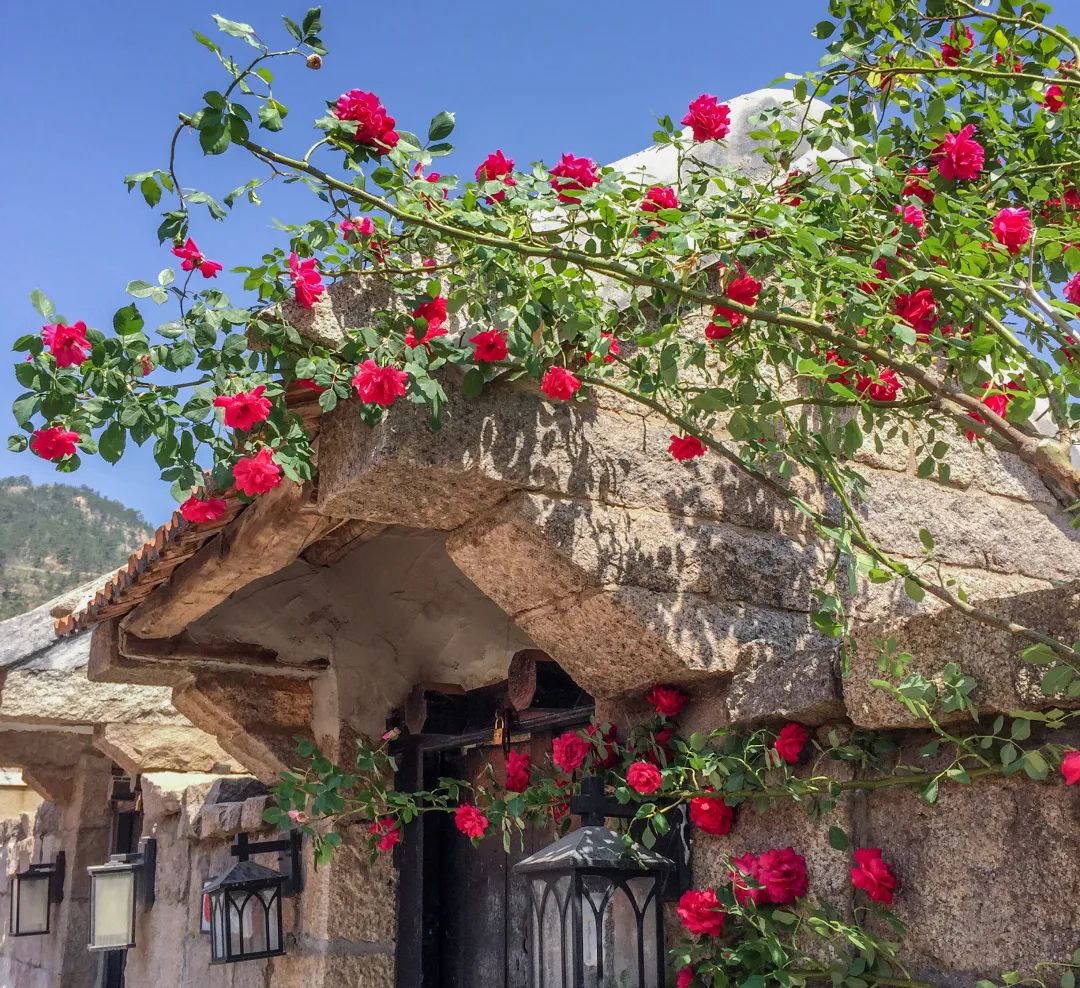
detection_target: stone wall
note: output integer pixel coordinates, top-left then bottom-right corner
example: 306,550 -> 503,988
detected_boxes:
1,766 -> 396,988
0,755 -> 113,988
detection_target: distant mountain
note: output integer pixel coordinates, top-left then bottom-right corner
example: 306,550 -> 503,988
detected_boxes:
0,475 -> 151,620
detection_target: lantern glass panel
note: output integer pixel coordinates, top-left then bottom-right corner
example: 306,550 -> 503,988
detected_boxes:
529,875 -> 571,988
610,876 -> 661,988
90,869 -> 135,949
10,871 -> 50,935
226,886 -> 281,957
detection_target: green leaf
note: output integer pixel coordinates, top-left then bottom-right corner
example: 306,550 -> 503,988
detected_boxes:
828,825 -> 849,851
113,304 -> 145,336
903,578 -> 925,602
1020,643 -> 1058,666
7,434 -> 28,452
212,14 -> 260,46
918,528 -> 934,552
30,289 -> 55,320
259,99 -> 288,132
1040,664 -> 1075,697
12,393 -> 39,428
1061,970 -> 1075,988
427,110 -> 456,143
1009,718 -> 1031,741
99,422 -> 127,464
1020,750 -> 1049,780
813,20 -> 836,38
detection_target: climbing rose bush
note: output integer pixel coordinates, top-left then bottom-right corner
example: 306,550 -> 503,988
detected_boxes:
11,0 -> 1080,687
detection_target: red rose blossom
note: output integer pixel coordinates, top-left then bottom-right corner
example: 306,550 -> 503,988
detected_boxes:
850,847 -> 897,904
1062,750 -> 1080,785
295,378 -> 327,394
730,852 -> 765,907
677,888 -> 725,937
30,426 -> 79,461
774,722 -> 809,764
1044,84 -> 1066,113
894,204 -> 926,236
708,274 -> 761,337
369,817 -> 402,853
940,24 -> 974,66
180,495 -> 228,524
454,803 -> 489,839
552,731 -> 591,773
677,968 -> 695,988
627,760 -> 663,795
638,185 -> 679,240
549,153 -> 600,203
475,150 -> 516,202
288,251 -> 325,308
586,331 -> 620,364
505,750 -> 531,792
669,434 -> 707,462
646,684 -> 688,717
407,296 -> 448,348
933,124 -> 985,181
681,94 -> 731,142
341,216 -> 375,237
1065,273 -> 1080,305
755,847 -> 808,905
353,360 -> 408,407
171,237 -> 222,278
894,288 -> 938,340
232,447 -> 282,497
991,207 -> 1033,255
470,328 -> 509,363
856,369 -> 903,403
586,723 -> 620,768
965,380 -> 1021,440
333,89 -> 399,153
214,385 -> 271,431
540,366 -> 581,401
903,166 -> 934,206
689,790 -> 734,836
42,321 -> 91,368
859,257 -> 892,295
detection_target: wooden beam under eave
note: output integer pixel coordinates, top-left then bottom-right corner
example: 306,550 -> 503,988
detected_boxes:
121,479 -> 339,640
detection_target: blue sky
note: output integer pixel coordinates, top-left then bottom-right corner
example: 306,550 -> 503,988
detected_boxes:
3,1 -> 1077,523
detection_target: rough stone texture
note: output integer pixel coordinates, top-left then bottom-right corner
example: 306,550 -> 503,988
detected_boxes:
847,583 -> 1080,728
0,754 -> 112,988
92,723 -> 241,775
171,671 -> 315,783
855,466 -> 1080,582
319,380 -> 818,538
860,777 -> 1080,986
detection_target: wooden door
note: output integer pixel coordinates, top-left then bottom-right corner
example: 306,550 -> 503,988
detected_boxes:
396,727 -> 581,988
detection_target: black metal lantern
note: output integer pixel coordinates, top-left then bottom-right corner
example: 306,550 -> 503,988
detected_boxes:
8,852 -> 65,936
206,831 -> 302,965
514,777 -> 673,988
87,838 -> 156,951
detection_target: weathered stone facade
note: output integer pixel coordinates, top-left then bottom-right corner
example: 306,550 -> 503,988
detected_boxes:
3,88 -> 1078,987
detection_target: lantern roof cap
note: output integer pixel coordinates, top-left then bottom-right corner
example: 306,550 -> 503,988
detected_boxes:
513,825 -> 672,875
205,859 -> 284,892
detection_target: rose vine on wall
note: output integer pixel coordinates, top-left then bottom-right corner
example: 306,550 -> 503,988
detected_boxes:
266,674 -> 1080,988
9,2 -> 1080,673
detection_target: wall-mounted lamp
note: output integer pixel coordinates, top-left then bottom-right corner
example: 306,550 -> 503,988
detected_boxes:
87,837 -> 156,951
514,775 -> 673,988
206,830 -> 303,965
8,851 -> 65,937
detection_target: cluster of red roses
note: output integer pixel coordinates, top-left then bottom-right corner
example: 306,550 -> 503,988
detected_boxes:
676,843 -> 898,987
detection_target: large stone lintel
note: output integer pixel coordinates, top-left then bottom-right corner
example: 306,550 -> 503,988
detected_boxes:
92,723 -> 242,776
317,380 -> 816,537
170,671 -> 314,783
122,480 -> 338,639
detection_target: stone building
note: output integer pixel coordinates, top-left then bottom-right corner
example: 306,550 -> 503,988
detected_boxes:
1,90 -> 1078,987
